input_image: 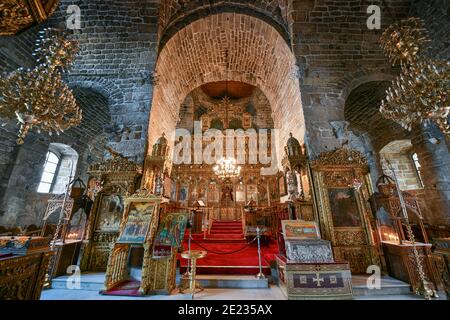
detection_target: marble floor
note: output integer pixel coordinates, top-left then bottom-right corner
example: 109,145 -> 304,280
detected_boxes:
40,273 -> 426,300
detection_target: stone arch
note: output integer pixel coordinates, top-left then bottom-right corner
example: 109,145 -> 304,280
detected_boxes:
344,80 -> 411,152
158,0 -> 292,53
337,69 -> 396,102
148,12 -> 305,160
65,76 -> 125,108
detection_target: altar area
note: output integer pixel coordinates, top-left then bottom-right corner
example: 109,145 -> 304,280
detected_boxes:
29,131 -> 446,300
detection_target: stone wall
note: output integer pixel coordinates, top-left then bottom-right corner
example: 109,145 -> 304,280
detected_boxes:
291,0 -> 412,157
0,0 -> 160,227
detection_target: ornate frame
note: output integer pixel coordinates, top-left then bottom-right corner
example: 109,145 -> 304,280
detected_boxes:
311,148 -> 380,274
103,191 -> 167,294
80,154 -> 142,272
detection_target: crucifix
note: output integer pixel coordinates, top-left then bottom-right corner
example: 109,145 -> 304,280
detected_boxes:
219,96 -> 232,129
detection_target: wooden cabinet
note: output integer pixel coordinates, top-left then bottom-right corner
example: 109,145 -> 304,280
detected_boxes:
383,241 -> 443,293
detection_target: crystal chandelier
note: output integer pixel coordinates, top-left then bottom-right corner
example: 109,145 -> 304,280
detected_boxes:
0,28 -> 81,144
379,17 -> 450,134
213,157 -> 241,180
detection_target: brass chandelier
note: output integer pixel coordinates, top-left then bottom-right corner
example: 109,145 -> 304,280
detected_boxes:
213,157 -> 242,180
0,28 -> 81,144
379,17 -> 450,134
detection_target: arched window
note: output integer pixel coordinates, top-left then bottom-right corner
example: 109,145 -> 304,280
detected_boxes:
37,143 -> 78,194
37,151 -> 60,193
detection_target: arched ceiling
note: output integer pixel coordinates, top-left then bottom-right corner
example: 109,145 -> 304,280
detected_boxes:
200,81 -> 256,100
68,87 -> 111,142
148,12 -> 304,155
344,81 -> 411,151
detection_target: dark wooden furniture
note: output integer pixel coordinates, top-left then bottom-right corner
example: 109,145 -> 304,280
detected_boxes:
371,191 -> 444,294
0,236 -> 52,300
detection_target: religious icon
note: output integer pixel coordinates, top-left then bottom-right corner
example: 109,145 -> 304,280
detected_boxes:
198,184 -> 207,202
208,183 -> 219,202
282,220 -> 320,240
153,212 -> 188,257
247,184 -> 258,202
278,174 -> 287,196
221,185 -> 234,202
328,188 -> 361,227
179,185 -> 189,202
236,184 -> 245,202
258,184 -> 267,203
117,202 -> 155,244
97,195 -> 124,232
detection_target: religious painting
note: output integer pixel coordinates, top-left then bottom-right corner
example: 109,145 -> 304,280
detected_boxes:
246,184 -> 258,202
179,184 -> 189,202
258,184 -> 267,203
153,212 -> 188,257
282,220 -> 320,240
270,179 -> 279,200
278,175 -> 287,196
117,202 -> 155,244
190,185 -> 197,202
208,183 -> 219,203
328,188 -> 361,227
221,185 -> 234,203
236,184 -> 245,202
170,181 -> 177,201
301,173 -> 311,200
96,194 -> 124,232
197,184 -> 207,202
163,176 -> 172,199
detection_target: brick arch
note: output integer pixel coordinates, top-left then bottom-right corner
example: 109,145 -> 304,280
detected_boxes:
148,12 -> 305,157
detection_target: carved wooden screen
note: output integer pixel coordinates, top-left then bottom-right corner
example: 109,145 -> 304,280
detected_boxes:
80,156 -> 142,272
311,149 -> 381,274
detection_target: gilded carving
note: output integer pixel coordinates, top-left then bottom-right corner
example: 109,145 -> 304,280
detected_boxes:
311,147 -> 368,168
334,230 -> 367,246
312,148 -> 380,274
323,171 -> 354,188
0,0 -> 60,36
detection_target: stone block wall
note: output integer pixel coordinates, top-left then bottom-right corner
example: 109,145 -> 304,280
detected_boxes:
0,0 -> 160,227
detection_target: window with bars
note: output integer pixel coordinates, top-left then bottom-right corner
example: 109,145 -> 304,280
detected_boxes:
412,152 -> 424,188
37,151 -> 60,193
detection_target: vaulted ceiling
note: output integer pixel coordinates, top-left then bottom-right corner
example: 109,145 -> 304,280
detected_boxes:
344,81 -> 411,151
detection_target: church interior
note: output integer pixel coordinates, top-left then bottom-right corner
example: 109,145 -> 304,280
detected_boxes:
0,0 -> 449,301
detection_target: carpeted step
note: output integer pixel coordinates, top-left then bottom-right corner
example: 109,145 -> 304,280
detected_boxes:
209,230 -> 243,234
207,234 -> 244,239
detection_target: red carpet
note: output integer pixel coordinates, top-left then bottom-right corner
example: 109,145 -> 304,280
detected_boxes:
102,280 -> 142,297
180,220 -> 279,275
